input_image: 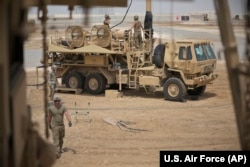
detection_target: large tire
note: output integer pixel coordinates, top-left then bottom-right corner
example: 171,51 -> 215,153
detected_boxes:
65,71 -> 84,89
153,44 -> 165,68
62,73 -> 68,85
85,73 -> 106,94
187,86 -> 206,96
163,78 -> 187,101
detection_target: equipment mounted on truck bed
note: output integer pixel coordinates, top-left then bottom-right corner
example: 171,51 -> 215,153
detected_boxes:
43,24 -> 217,101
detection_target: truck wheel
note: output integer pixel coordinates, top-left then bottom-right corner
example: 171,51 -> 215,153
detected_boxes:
187,86 -> 206,96
163,78 -> 187,101
153,44 -> 165,68
85,73 -> 106,94
65,71 -> 84,89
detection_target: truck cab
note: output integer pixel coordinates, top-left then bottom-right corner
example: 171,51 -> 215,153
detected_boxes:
152,40 -> 218,101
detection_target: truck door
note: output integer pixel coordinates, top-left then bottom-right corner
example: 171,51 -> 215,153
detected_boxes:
177,46 -> 192,72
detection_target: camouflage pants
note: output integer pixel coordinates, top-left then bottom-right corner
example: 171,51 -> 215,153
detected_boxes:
49,84 -> 56,100
134,31 -> 142,48
52,126 -> 65,152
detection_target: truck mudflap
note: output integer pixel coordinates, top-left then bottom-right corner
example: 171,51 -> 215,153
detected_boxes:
193,73 -> 218,87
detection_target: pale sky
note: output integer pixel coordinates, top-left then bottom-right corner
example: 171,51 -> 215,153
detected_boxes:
29,0 -> 245,16
126,0 -> 245,15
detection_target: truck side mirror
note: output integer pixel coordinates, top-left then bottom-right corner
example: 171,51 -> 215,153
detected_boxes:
217,48 -> 224,61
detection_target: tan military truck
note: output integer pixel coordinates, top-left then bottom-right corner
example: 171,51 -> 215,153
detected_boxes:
151,40 -> 218,101
44,25 -> 218,101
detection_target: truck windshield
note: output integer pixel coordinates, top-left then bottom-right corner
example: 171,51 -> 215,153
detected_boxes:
194,43 -> 216,61
194,44 -> 207,61
203,44 -> 216,59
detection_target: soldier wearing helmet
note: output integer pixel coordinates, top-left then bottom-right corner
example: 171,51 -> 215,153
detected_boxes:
47,96 -> 72,158
47,65 -> 58,100
103,14 -> 111,28
134,15 -> 139,20
129,15 -> 144,49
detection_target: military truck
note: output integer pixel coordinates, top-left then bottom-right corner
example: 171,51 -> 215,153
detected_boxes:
44,25 -> 218,101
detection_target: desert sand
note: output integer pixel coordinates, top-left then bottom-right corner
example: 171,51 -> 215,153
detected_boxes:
25,25 -> 242,167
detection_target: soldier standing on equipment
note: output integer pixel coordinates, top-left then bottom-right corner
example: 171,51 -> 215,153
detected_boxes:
47,96 -> 72,158
103,14 -> 111,28
48,65 -> 58,100
129,15 -> 144,48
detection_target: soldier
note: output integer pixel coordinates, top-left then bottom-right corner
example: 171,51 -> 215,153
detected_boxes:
129,15 -> 144,48
103,14 -> 111,28
47,65 -> 58,100
47,96 -> 72,158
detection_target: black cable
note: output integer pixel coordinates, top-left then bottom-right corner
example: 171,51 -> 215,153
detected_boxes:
26,81 -> 47,86
110,0 -> 133,29
116,120 -> 148,132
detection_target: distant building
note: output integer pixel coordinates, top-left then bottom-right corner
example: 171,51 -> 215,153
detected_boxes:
188,12 -> 217,22
206,12 -> 217,21
233,14 -> 246,20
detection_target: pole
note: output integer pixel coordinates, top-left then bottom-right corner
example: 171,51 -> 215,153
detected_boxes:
214,0 -> 250,150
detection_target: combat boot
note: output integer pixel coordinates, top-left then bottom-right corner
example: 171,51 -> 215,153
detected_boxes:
56,151 -> 61,159
60,147 -> 64,153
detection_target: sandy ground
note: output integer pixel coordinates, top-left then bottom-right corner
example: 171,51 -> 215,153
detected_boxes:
25,26 -> 241,167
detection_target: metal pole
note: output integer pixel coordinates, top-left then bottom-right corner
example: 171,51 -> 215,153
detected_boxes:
36,67 -> 38,89
119,69 -> 122,92
214,0 -> 249,150
146,0 -> 151,11
38,0 -> 49,139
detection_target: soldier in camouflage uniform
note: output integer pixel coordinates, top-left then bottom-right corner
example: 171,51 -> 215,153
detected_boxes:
103,14 -> 111,28
129,15 -> 144,48
47,96 -> 72,158
47,65 -> 58,100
